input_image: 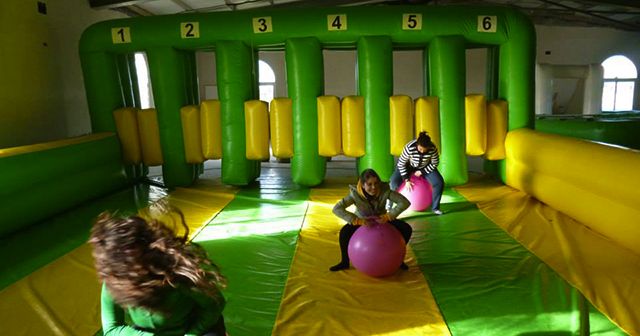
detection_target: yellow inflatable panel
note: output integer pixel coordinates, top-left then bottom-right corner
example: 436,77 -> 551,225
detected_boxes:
456,178 -> 640,336
180,105 -> 205,164
414,96 -> 440,151
270,98 -> 294,159
200,100 -> 222,160
244,100 -> 270,160
505,129 -> 640,256
272,180 -> 450,335
485,100 -> 507,160
137,108 -> 164,166
113,107 -> 142,164
464,94 -> 486,156
0,181 -> 237,335
389,95 -> 414,156
341,96 -> 365,158
317,96 -> 342,157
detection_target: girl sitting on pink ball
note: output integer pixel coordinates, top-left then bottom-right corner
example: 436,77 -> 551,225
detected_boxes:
390,131 -> 445,215
329,169 -> 412,272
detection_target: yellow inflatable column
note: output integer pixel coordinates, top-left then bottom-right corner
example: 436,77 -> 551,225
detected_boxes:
270,98 -> 293,159
414,96 -> 440,150
180,105 -> 205,164
341,96 -> 365,157
201,100 -> 222,160
113,107 -> 141,164
485,99 -> 507,160
465,94 -> 487,156
389,95 -> 414,156
244,100 -> 270,160
137,108 -> 164,166
317,96 -> 342,157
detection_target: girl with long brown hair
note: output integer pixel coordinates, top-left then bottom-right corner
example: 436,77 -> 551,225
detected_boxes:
89,208 -> 226,336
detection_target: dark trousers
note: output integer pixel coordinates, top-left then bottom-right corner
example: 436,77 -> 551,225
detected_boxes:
336,219 -> 412,264
389,167 -> 444,211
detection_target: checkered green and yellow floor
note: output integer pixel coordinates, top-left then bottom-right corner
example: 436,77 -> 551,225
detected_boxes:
0,166 -> 634,335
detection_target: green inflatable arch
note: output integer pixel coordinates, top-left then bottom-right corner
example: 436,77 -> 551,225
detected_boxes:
80,5 -> 535,187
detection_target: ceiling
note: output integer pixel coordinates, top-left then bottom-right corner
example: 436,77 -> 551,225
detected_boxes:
89,0 -> 640,31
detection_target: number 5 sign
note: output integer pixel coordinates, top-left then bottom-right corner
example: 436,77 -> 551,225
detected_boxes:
477,16 -> 497,33
402,14 -> 422,30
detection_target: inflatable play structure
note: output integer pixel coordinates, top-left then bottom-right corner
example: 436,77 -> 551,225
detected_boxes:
1,4 -> 639,336
79,5 -> 534,187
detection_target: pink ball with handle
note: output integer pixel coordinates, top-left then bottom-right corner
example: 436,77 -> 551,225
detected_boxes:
348,221 -> 406,277
398,175 -> 433,211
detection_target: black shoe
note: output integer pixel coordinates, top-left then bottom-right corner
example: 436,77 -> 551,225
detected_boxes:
329,262 -> 350,271
400,262 -> 409,270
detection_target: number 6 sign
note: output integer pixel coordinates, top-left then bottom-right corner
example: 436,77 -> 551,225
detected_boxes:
477,16 -> 497,33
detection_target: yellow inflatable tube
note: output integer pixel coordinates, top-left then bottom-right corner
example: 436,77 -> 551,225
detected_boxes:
113,107 -> 142,164
317,96 -> 341,157
465,94 -> 486,156
506,129 -> 640,255
137,108 -> 164,166
270,98 -> 293,159
200,100 -> 222,160
180,105 -> 205,164
389,95 -> 414,156
414,96 -> 440,151
244,100 -> 270,160
341,96 -> 365,158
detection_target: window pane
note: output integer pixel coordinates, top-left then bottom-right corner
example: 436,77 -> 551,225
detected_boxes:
135,53 -> 154,109
614,81 -> 635,111
258,60 -> 276,83
259,84 -> 274,103
601,81 -> 616,111
602,55 -> 638,79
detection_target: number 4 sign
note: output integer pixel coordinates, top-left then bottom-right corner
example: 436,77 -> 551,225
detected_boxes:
478,16 -> 497,33
328,14 -> 347,31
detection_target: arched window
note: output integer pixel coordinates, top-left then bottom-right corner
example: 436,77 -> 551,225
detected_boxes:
258,60 -> 276,103
601,55 -> 637,111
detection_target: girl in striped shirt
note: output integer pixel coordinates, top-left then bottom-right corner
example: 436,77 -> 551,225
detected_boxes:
390,131 -> 444,215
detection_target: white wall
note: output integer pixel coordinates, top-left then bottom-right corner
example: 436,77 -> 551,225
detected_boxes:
48,1 -> 127,139
0,0 -> 126,148
536,25 -> 640,112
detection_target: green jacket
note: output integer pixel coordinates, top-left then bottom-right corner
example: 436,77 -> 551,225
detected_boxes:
332,183 -> 409,223
101,283 -> 225,336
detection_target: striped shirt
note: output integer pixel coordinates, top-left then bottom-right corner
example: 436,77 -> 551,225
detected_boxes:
397,139 -> 440,180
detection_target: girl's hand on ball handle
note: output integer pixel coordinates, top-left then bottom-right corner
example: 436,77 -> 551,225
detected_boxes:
405,180 -> 414,192
414,171 -> 423,177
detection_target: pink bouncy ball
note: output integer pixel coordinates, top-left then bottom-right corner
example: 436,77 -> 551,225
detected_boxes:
348,221 -> 406,277
398,175 -> 433,211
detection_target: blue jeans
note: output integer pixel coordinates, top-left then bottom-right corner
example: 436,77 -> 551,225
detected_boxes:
390,167 -> 444,211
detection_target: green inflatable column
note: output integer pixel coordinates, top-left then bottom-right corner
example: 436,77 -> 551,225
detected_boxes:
146,47 -> 197,187
286,38 -> 325,186
428,36 -> 467,186
80,52 -> 123,132
357,36 -> 394,181
216,41 -> 260,185
498,10 -> 536,182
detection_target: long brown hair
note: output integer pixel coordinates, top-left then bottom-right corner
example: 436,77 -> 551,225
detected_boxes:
89,207 -> 225,313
